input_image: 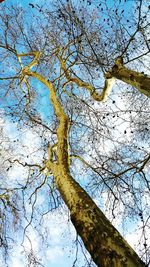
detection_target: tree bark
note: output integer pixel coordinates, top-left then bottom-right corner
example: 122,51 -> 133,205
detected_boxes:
108,57 -> 150,98
51,166 -> 146,267
25,69 -> 146,267
57,53 -> 150,102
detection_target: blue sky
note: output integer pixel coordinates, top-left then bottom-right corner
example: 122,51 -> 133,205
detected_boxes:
0,0 -> 150,267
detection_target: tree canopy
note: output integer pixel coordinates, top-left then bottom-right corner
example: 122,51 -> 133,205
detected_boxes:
0,0 -> 150,266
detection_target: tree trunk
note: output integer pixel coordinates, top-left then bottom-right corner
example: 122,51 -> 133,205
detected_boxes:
26,69 -> 146,267
50,164 -> 146,267
108,57 -> 150,97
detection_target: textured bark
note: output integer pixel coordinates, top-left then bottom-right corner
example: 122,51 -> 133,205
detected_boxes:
108,58 -> 150,97
57,53 -> 150,101
51,168 -> 146,267
23,64 -> 146,267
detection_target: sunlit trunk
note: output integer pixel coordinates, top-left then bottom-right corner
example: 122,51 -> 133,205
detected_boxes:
51,164 -> 146,267
109,59 -> 150,97
27,70 -> 146,267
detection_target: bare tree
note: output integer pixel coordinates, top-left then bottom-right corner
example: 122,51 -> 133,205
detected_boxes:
0,1 -> 149,266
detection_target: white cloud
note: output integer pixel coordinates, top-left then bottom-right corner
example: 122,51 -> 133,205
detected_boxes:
125,220 -> 150,257
7,163 -> 28,182
46,246 -> 64,263
7,205 -> 77,267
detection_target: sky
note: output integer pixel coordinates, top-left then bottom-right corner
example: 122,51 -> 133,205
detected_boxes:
1,112 -> 150,266
0,0 -> 150,267
0,113 -> 96,267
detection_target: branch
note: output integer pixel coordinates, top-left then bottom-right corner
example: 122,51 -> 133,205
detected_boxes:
57,53 -> 115,102
109,57 -> 150,97
11,159 -> 44,171
25,110 -> 56,134
16,51 -> 41,92
0,76 -> 19,80
138,154 -> 150,172
17,51 -> 41,70
21,70 -> 70,173
71,154 -> 118,200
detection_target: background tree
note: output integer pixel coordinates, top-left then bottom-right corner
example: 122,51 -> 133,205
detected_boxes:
0,0 -> 150,266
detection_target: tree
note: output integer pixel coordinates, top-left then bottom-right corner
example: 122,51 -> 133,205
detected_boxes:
0,1 -> 150,266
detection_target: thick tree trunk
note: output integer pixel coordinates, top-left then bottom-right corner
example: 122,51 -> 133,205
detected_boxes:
51,165 -> 146,267
26,69 -> 146,267
108,58 -> 150,97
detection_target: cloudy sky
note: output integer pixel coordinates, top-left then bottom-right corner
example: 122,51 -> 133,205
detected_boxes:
0,0 -> 150,266
1,115 -> 150,267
